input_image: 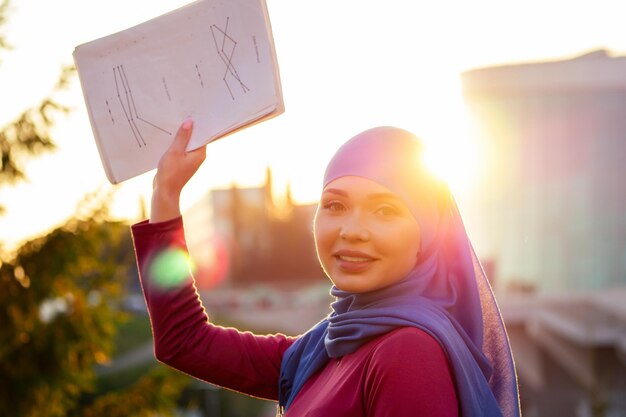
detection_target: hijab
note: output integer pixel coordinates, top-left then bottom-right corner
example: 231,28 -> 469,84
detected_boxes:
278,127 -> 521,417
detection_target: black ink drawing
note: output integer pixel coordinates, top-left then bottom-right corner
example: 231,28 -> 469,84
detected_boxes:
112,64 -> 172,148
211,17 -> 250,100
195,64 -> 205,88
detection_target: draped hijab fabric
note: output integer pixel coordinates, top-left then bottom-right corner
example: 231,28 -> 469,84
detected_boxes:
278,127 -> 521,417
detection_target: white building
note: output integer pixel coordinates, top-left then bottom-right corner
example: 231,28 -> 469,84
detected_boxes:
461,50 -> 626,416
461,50 -> 626,293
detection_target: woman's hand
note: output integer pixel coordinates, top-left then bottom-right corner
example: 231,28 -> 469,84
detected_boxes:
150,118 -> 207,223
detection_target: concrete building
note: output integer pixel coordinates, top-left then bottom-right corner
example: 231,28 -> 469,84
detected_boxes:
461,50 -> 626,416
461,49 -> 626,293
501,288 -> 626,416
184,168 -> 325,289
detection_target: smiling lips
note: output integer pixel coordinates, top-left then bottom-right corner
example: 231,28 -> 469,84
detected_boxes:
334,250 -> 377,273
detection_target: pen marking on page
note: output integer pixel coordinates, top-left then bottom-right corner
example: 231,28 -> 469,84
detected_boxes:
252,35 -> 260,63
113,64 -> 172,149
195,64 -> 205,88
105,100 -> 115,124
211,17 -> 250,100
162,77 -> 173,100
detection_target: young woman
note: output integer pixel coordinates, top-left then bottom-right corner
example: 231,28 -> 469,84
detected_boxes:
132,119 -> 521,416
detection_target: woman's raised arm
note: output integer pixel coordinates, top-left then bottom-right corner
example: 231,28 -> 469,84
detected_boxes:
150,118 -> 206,223
133,119 -> 295,399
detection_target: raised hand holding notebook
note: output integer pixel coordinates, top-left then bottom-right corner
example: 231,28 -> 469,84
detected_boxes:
73,0 -> 284,184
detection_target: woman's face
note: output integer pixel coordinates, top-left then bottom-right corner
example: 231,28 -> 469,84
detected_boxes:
314,176 -> 421,293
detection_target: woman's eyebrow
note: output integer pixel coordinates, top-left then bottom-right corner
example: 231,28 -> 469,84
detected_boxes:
322,188 -> 348,197
322,189 -> 402,202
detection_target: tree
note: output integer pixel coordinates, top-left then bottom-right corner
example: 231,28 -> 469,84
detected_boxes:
0,0 -> 9,54
0,190 -> 192,417
0,192 -> 126,416
0,0 -> 70,214
0,3 -> 192,415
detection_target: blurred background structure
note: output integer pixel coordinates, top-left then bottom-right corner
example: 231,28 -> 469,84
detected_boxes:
185,167 -> 324,290
460,50 -> 626,417
461,50 -> 626,293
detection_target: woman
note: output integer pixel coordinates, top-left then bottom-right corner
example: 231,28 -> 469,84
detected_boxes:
132,119 -> 521,416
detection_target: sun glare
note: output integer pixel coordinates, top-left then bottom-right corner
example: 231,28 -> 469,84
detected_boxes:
421,129 -> 479,198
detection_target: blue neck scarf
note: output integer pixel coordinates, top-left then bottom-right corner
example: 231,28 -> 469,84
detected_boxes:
278,127 -> 520,417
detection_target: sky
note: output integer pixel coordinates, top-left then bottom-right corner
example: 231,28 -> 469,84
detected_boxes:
1,0 -> 626,254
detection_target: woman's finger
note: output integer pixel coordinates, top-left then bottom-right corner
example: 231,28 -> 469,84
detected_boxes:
171,117 -> 194,153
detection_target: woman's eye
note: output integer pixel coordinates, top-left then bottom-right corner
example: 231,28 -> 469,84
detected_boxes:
323,201 -> 345,212
375,205 -> 397,216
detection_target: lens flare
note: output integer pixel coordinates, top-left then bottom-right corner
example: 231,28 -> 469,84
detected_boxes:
194,236 -> 230,289
149,248 -> 195,289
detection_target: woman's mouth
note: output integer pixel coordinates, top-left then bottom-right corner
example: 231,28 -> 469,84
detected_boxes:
337,255 -> 371,262
334,251 -> 376,273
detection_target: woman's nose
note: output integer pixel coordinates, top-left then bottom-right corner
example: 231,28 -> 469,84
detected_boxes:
339,213 -> 370,241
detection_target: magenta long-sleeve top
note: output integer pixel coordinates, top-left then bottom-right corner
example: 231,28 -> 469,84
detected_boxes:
131,216 -> 459,417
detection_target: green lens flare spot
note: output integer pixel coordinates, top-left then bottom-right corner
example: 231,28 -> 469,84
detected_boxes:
149,248 -> 194,288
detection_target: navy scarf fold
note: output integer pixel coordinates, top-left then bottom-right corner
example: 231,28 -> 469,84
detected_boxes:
278,127 -> 520,416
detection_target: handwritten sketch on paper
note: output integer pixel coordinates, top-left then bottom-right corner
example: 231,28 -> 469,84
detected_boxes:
73,0 -> 283,184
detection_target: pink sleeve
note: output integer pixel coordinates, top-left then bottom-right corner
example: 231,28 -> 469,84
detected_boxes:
131,217 -> 295,400
364,327 -> 459,417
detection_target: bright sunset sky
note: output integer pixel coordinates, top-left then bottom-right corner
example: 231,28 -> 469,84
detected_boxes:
1,0 -> 625,253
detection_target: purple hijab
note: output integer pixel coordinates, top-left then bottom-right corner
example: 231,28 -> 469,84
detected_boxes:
278,127 -> 520,416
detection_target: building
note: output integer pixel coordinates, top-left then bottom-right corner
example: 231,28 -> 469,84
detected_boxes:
184,168 -> 325,289
461,49 -> 626,293
501,288 -> 626,416
461,50 -> 626,416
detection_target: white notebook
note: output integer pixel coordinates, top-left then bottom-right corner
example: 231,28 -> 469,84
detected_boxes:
73,0 -> 284,184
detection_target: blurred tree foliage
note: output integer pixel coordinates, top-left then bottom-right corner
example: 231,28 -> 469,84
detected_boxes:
0,0 -> 9,54
78,366 -> 191,417
0,2 -> 192,416
0,191 -> 191,417
0,0 -> 71,215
